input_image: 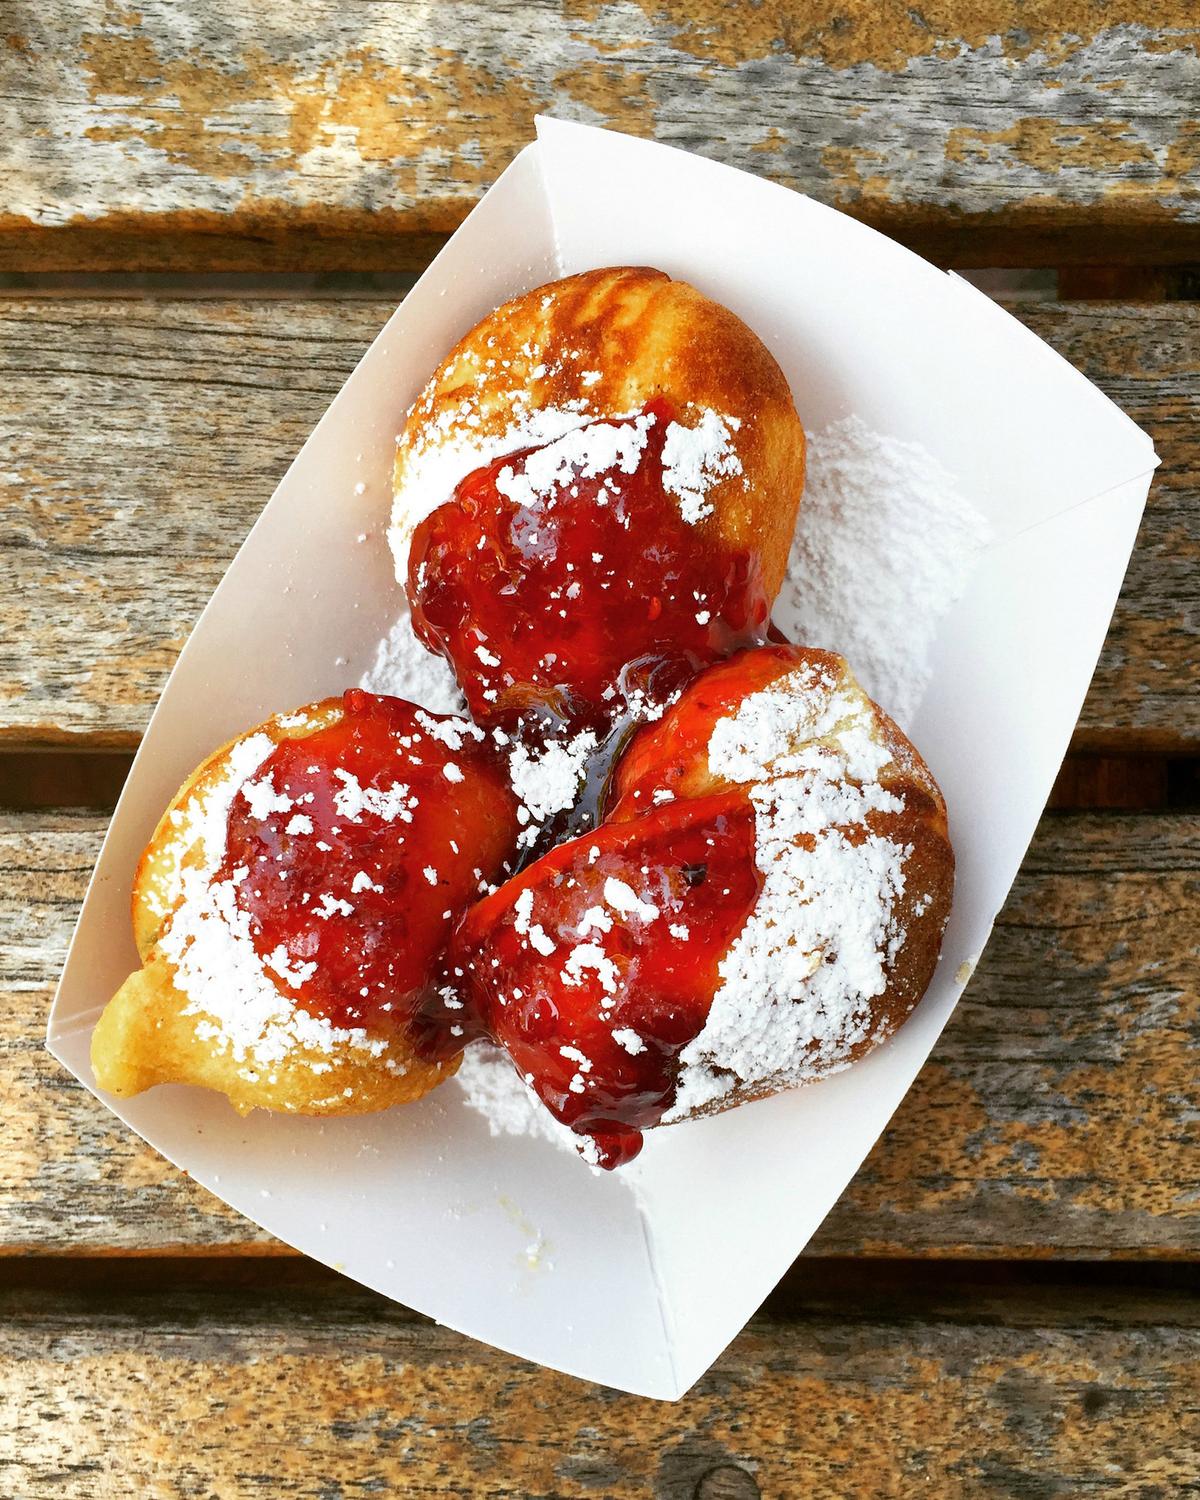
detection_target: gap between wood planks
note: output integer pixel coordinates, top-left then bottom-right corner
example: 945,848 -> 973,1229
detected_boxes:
0,266 -> 1196,300
3,1253 -> 1197,1318
10,268 -> 1049,298
3,748 -> 1197,815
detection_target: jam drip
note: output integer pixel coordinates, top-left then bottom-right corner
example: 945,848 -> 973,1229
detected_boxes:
439,792 -> 762,1168
406,398 -> 771,734
222,689 -> 518,1035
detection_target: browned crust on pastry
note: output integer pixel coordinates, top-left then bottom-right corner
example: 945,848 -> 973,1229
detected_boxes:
131,700 -> 343,957
95,698 -> 457,1117
614,643 -> 955,1120
92,955 -> 456,1117
393,266 -> 805,597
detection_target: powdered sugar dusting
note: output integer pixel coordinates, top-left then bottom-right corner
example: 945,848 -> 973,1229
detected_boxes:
509,731 -> 597,833
239,772 -> 293,821
513,886 -> 557,957
708,658 -> 894,787
455,1042 -> 598,1162
391,383 -> 744,581
561,942 -> 620,995
390,401 -> 597,574
331,769 -> 413,825
602,877 -> 659,924
358,616 -> 466,715
775,416 -> 990,728
153,726 -> 395,1073
495,414 -> 655,510
662,409 -> 743,524
142,732 -> 277,923
665,665 -> 911,1121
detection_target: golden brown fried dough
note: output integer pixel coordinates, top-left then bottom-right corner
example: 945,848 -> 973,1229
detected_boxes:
390,265 -> 805,595
93,692 -> 521,1116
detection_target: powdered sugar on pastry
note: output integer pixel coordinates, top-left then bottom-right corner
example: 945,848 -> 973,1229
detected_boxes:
665,665 -> 911,1121
495,414 -> 656,510
707,657 -> 894,786
508,730 -> 597,847
359,615 -> 600,853
389,400 -> 595,575
153,725 -> 400,1076
331,769 -> 413,825
662,409 -> 744,524
391,382 -> 744,578
238,771 -> 294,821
142,732 -> 277,925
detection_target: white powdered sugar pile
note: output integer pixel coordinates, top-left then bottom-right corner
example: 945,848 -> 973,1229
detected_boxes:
484,404 -> 744,533
508,730 -> 598,847
495,414 -> 655,510
359,616 -> 466,715
774,415 -> 990,728
665,660 -> 909,1120
141,732 -> 278,926
388,400 -> 595,574
455,1042 -> 586,1155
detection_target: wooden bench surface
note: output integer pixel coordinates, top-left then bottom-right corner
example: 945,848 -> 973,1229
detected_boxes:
4,296 -> 1196,750
3,3 -> 1199,271
4,1272 -> 1197,1497
6,806 -> 1198,1260
3,4 -> 1199,1493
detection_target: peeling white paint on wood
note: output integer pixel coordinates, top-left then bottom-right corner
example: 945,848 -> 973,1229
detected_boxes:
1,5 -> 1197,243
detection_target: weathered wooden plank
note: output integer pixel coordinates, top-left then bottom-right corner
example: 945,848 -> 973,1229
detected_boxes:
2,4 -> 1199,271
1028,303 -> 1200,750
1,297 -> 360,748
3,297 -> 1194,748
7,808 -> 1198,1257
1,1282 -> 1197,1497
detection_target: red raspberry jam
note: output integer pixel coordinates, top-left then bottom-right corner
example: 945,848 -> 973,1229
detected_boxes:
440,791 -> 762,1167
608,643 -> 815,818
221,689 -> 519,1035
406,398 -> 771,733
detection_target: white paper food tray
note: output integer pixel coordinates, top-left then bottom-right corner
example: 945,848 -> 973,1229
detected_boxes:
47,118 -> 1158,1400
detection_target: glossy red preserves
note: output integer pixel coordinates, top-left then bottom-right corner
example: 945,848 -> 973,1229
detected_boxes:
609,642 -> 818,818
222,689 -> 519,1034
443,792 -> 762,1168
406,398 -> 771,733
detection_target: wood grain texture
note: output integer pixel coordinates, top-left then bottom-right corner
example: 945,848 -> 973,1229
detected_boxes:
1,1282 -> 1197,1498
8,808 -> 1198,1258
2,3 -> 1199,271
1029,303 -> 1200,751
3,297 -> 1195,750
